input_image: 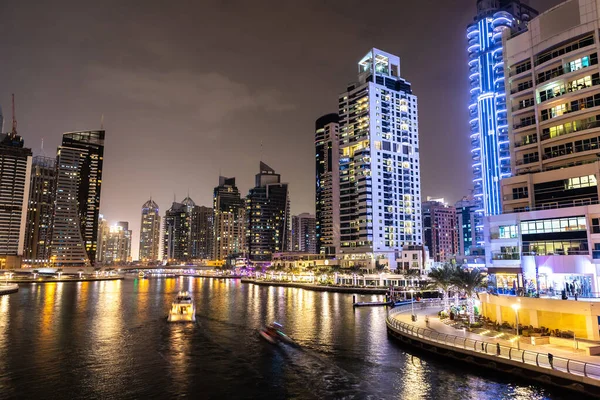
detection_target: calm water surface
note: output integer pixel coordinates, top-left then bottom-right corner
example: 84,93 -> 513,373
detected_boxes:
0,277 -> 566,399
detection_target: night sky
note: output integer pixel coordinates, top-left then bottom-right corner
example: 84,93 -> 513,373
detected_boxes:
0,0 -> 561,258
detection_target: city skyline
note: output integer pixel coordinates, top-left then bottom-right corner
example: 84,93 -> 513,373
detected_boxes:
0,0 -> 561,259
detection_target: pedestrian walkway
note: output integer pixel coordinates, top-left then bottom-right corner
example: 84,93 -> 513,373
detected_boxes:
389,307 -> 600,379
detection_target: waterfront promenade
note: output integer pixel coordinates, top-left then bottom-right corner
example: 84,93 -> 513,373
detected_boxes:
387,303 -> 600,396
4,276 -> 124,284
241,278 -> 388,294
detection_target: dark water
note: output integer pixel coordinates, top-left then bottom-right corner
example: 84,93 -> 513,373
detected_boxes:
0,277 -> 563,399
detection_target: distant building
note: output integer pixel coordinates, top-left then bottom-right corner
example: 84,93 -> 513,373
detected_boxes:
96,214 -> 109,264
0,131 -> 32,268
103,221 -> 132,264
291,213 -> 316,253
337,48 -> 422,270
422,198 -> 458,263
246,162 -> 290,262
139,198 -> 160,262
51,130 -> 104,266
163,197 -> 212,263
454,196 -> 479,256
315,113 -> 340,256
213,176 -> 245,262
190,205 -> 213,260
163,201 -> 190,263
24,156 -> 56,266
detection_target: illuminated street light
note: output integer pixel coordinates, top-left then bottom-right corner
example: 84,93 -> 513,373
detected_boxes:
511,303 -> 520,350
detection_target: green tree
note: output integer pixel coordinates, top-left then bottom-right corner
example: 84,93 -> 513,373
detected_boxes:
452,268 -> 486,324
427,263 -> 457,310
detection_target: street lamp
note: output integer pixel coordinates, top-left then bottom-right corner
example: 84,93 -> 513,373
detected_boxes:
511,303 -> 521,349
410,289 -> 416,321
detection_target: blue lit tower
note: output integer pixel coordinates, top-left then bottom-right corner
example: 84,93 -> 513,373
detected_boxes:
467,0 -> 537,242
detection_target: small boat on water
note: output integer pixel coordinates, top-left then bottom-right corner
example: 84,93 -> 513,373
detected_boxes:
259,322 -> 296,345
353,300 -> 393,307
167,291 -> 196,322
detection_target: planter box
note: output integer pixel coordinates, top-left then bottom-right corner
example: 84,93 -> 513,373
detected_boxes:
520,336 -> 550,345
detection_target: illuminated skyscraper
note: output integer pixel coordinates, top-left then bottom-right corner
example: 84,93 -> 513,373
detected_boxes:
467,1 -> 537,223
338,48 -> 421,270
51,130 -> 104,266
291,213 -> 317,253
315,113 -> 340,255
139,198 -> 160,262
103,222 -> 132,264
246,162 -> 290,262
24,156 -> 56,266
213,177 -> 245,261
0,131 -> 32,268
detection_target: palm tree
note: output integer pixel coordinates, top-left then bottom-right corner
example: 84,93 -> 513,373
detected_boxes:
427,264 -> 457,309
452,268 -> 486,324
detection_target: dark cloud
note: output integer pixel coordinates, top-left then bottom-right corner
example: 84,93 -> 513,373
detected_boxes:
0,0 -> 562,258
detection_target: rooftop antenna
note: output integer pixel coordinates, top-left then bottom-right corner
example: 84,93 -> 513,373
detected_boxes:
40,138 -> 46,157
100,114 -> 104,130
260,140 -> 263,162
11,93 -> 17,137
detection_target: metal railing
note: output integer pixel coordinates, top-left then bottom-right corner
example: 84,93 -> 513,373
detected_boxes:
386,303 -> 600,380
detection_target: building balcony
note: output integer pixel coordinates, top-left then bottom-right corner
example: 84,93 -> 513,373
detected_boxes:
491,252 -> 520,261
513,135 -> 537,148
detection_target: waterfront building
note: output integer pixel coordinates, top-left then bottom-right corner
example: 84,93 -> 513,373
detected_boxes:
337,48 -> 422,270
246,162 -> 290,263
271,252 -> 338,272
50,130 -> 104,266
103,221 -> 132,264
163,201 -> 190,263
422,198 -> 458,263
163,197 -> 212,263
395,245 -> 431,275
23,156 -> 56,266
190,205 -> 213,261
467,0 -> 538,247
213,176 -> 245,262
486,0 -> 600,294
139,198 -> 160,263
96,214 -> 109,264
455,196 -> 480,255
315,113 -> 341,256
291,213 -> 317,253
0,131 -> 32,268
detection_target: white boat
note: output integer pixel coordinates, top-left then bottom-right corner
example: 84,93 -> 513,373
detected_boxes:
167,291 -> 196,322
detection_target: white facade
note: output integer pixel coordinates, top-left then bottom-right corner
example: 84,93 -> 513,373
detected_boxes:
338,48 -> 422,270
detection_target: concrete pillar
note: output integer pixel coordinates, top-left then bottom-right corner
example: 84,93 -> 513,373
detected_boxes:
586,315 -> 598,340
496,304 -> 503,324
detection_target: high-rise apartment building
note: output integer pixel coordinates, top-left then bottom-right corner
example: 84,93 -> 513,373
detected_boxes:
190,205 -> 213,260
246,162 -> 290,262
315,113 -> 340,256
213,177 -> 245,261
51,130 -> 104,266
103,221 -> 132,264
163,197 -> 212,263
163,201 -> 190,263
337,48 -> 421,270
455,196 -> 480,256
0,131 -> 32,268
139,198 -> 160,262
96,214 -> 109,264
422,198 -> 458,263
291,213 -> 317,253
24,156 -> 56,266
467,0 -> 538,220
486,0 -> 600,295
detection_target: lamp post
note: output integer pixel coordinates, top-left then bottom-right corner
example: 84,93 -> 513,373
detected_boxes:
511,303 -> 520,349
410,289 -> 416,321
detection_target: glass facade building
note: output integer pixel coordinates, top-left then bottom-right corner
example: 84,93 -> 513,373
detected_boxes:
467,1 -> 538,232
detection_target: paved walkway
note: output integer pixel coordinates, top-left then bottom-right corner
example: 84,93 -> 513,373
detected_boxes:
391,308 -> 600,368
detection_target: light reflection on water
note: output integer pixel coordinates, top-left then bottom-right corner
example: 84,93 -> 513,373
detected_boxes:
0,277 -> 564,399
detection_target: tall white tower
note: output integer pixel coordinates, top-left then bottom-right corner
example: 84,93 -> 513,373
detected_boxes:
338,48 -> 422,270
